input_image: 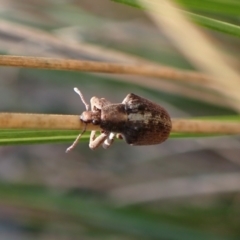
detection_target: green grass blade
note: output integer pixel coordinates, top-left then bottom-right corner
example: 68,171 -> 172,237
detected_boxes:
176,0 -> 240,16
0,130 -> 89,145
111,0 -> 240,37
187,12 -> 240,37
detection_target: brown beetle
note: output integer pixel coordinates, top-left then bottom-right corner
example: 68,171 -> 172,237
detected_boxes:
66,88 -> 172,152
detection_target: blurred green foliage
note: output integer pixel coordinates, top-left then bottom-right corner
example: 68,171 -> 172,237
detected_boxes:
0,0 -> 239,239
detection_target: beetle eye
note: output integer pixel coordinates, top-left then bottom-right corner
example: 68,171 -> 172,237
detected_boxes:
92,119 -> 100,125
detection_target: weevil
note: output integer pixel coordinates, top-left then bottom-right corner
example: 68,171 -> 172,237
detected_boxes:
66,88 -> 172,152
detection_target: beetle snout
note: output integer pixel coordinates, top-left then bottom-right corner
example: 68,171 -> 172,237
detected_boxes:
80,111 -> 101,125
80,111 -> 93,123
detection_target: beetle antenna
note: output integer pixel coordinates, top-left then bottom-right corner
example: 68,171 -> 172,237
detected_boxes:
73,87 -> 89,110
65,123 -> 87,153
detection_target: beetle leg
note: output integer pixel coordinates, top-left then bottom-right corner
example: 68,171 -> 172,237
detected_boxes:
88,97 -> 112,149
90,130 -> 96,142
102,132 -> 116,149
89,132 -> 108,150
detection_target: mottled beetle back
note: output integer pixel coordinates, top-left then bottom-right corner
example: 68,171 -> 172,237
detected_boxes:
101,93 -> 172,145
67,88 -> 172,151
123,94 -> 171,145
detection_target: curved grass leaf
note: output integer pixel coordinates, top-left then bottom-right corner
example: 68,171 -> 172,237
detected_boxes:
111,0 -> 240,37
112,0 -> 240,16
176,0 -> 240,16
187,12 -> 240,37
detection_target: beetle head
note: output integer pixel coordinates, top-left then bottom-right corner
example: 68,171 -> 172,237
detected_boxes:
81,111 -> 101,125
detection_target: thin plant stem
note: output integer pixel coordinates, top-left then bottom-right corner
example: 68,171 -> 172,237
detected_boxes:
0,55 -> 214,85
0,113 -> 100,131
0,113 -> 240,135
171,119 -> 240,134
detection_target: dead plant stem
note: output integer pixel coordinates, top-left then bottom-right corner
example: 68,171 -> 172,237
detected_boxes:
0,113 -> 240,135
0,55 -> 214,85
